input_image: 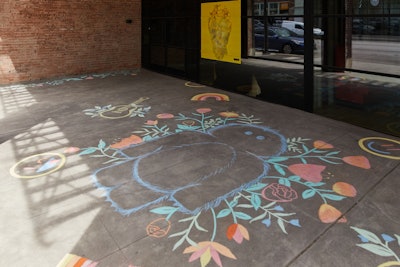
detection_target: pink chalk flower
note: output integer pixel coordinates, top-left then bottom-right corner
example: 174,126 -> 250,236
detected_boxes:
183,241 -> 236,267
226,223 -> 249,244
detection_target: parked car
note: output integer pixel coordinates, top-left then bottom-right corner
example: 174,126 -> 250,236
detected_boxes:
352,19 -> 375,34
254,26 -> 304,54
281,20 -> 324,36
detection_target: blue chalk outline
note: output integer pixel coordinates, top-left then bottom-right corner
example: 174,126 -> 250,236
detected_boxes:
92,123 -> 287,216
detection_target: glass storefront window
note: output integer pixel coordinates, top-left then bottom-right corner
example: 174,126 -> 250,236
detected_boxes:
314,0 -> 400,137
143,0 -> 400,137
253,0 -> 265,16
350,16 -> 400,76
268,3 -> 279,15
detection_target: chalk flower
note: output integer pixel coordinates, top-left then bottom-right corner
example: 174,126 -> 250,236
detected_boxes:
313,140 -> 334,149
183,241 -> 236,267
64,147 -> 80,154
261,183 -> 298,202
342,156 -> 371,169
110,135 -> 143,149
226,223 -> 249,244
288,164 -> 326,183
318,204 -> 347,223
145,120 -> 158,125
156,113 -> 174,119
219,111 -> 239,118
196,108 -> 212,114
332,182 -> 357,197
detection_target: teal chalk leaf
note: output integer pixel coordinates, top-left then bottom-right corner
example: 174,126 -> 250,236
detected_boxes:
288,175 -> 301,182
103,158 -> 121,165
79,147 -> 97,155
278,178 -> 291,187
150,206 -> 179,215
172,236 -> 186,251
305,182 -> 325,187
262,201 -> 277,209
169,229 -> 186,238
217,209 -> 231,218
302,189 -> 316,199
179,216 -> 195,222
98,140 -> 106,149
322,193 -> 346,201
237,204 -> 254,208
251,194 -> 261,210
250,212 -> 267,223
395,234 -> 400,246
277,218 -> 288,234
229,199 -> 238,208
143,135 -> 154,142
177,124 -> 201,131
247,182 -> 267,192
194,220 -> 208,232
351,227 -> 381,244
302,144 -> 310,153
234,212 -> 252,220
268,157 -> 288,163
272,212 -> 295,217
356,244 -> 393,257
274,164 -> 286,176
327,151 -> 340,156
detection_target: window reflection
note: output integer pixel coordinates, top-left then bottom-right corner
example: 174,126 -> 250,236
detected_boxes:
247,0 -> 400,75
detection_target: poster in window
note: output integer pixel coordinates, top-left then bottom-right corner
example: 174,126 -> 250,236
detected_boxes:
201,0 -> 241,64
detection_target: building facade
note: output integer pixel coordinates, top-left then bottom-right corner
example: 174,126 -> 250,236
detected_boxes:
1,0 -> 399,136
0,0 -> 141,84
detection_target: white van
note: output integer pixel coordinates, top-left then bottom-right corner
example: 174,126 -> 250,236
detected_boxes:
281,20 -> 324,36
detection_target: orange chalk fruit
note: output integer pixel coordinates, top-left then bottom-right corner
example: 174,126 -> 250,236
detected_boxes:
342,156 -> 371,169
318,204 -> 347,223
332,182 -> 357,197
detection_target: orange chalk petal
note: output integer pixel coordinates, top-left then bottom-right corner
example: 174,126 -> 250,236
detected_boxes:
237,224 -> 250,240
196,108 -> 212,114
205,242 -> 237,260
333,182 -> 357,197
342,156 -> 371,169
64,147 -> 80,154
156,113 -> 174,119
313,140 -> 334,149
226,224 -> 238,240
219,111 -> 239,118
288,164 -> 326,183
318,204 -> 345,223
110,135 -> 143,149
145,120 -> 158,125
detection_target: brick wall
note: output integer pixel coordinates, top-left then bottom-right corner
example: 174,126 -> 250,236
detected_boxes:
0,0 -> 141,84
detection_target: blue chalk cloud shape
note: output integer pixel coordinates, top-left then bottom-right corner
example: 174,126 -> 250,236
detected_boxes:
93,123 -> 287,215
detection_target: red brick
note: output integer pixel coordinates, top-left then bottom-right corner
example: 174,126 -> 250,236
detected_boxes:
0,0 -> 141,84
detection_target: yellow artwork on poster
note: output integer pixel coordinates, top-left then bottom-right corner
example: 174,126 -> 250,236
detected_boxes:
201,0 -> 241,64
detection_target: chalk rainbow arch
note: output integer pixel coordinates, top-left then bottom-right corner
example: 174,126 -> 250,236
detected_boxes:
56,253 -> 98,267
191,93 -> 230,101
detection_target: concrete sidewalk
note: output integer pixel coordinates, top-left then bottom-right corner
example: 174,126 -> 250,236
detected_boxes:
0,70 -> 399,267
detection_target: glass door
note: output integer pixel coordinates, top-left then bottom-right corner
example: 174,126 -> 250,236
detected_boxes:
142,0 -> 199,79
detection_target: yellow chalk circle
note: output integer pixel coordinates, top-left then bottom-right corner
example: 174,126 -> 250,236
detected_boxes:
10,152 -> 66,179
358,137 -> 400,160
